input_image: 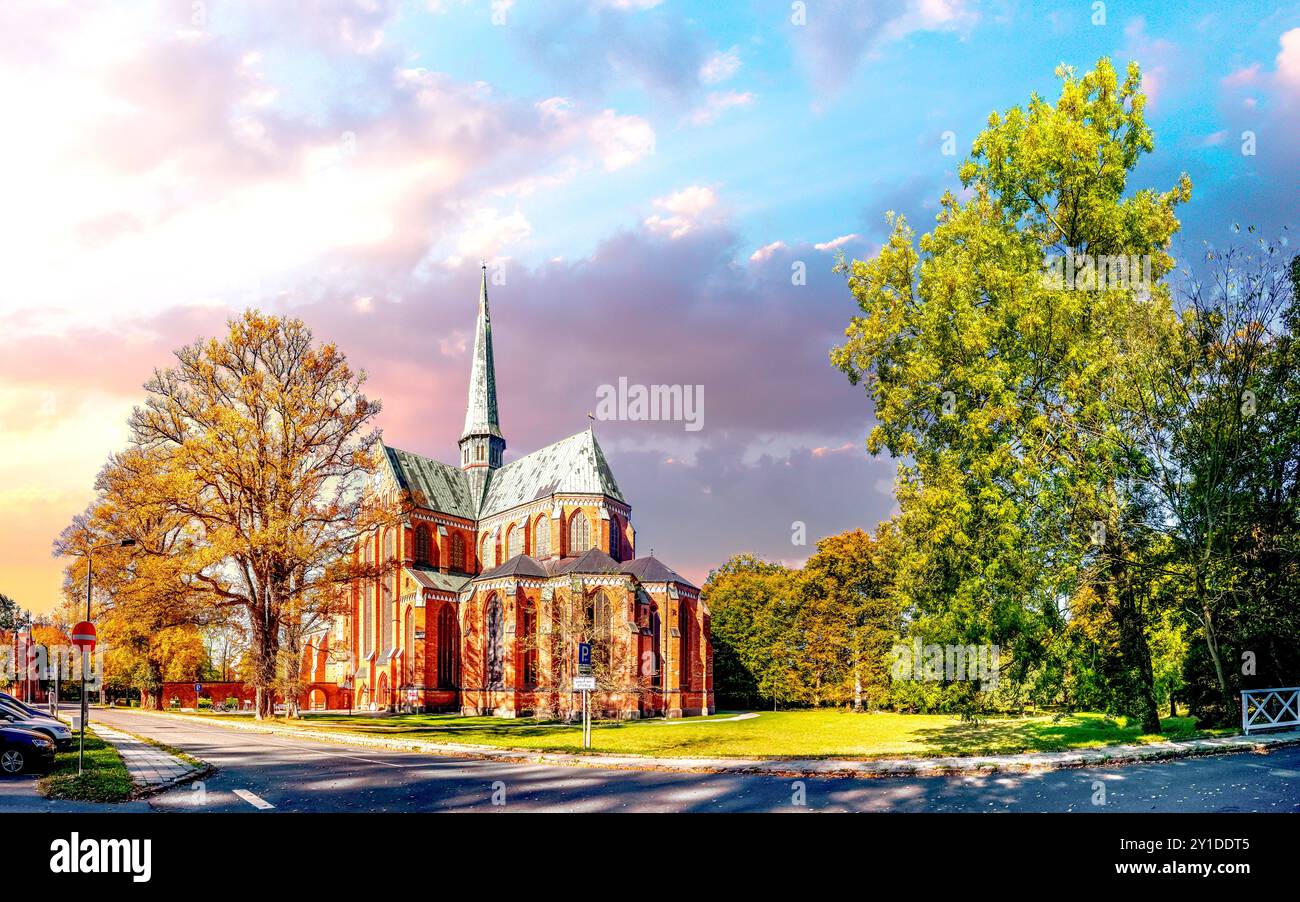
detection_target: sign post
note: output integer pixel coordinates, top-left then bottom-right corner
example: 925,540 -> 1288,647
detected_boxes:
70,620 -> 97,775
576,642 -> 593,748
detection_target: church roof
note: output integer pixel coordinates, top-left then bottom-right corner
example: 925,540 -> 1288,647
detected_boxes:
462,264 -> 503,441
620,555 -> 697,589
475,554 -> 550,581
384,445 -> 475,520
480,429 -> 625,518
546,546 -> 625,576
404,566 -> 472,594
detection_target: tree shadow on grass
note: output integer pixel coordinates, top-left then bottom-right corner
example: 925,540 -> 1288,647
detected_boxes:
908,715 -> 1211,757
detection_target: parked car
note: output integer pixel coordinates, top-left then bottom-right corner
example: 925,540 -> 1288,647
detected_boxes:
0,701 -> 73,750
0,691 -> 47,719
0,726 -> 56,775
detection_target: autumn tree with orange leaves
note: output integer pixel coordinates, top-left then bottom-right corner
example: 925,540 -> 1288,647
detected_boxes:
60,311 -> 397,718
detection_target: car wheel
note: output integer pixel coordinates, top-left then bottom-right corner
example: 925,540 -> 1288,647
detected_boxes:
1,749 -> 25,774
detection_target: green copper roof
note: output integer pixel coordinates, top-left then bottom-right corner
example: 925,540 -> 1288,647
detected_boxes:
384,444 -> 475,519
404,566 -> 472,594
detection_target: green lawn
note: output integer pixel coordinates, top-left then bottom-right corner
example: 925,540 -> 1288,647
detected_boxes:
37,730 -> 137,802
180,708 -> 1235,759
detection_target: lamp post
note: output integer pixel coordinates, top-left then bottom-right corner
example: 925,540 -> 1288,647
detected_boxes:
78,538 -> 135,773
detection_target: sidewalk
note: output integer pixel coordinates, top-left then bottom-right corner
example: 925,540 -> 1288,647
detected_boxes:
91,723 -> 205,790
138,710 -> 1300,779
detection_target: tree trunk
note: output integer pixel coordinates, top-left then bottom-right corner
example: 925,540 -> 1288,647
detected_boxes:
1111,547 -> 1161,734
249,596 -> 279,721
1196,573 -> 1233,716
853,650 -> 863,713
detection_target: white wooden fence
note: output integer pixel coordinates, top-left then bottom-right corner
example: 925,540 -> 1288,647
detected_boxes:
1241,687 -> 1300,734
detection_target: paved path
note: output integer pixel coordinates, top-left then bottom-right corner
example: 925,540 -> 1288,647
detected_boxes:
91,723 -> 203,789
69,708 -> 1300,814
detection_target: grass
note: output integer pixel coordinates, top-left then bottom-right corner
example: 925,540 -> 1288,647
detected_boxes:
37,730 -> 137,803
172,708 -> 1237,760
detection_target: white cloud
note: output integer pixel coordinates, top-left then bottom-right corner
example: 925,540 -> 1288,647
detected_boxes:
589,109 -> 656,170
814,233 -> 861,251
644,185 -> 721,239
686,90 -> 755,126
454,208 -> 532,258
1277,27 -> 1300,90
749,240 -> 787,262
699,46 -> 741,84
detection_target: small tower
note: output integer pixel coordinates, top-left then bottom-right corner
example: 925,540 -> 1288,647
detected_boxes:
460,263 -> 506,502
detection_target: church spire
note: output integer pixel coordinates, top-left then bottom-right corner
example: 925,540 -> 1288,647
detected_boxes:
460,262 -> 505,476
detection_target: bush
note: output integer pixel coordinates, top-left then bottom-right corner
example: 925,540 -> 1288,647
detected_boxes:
197,697 -> 212,710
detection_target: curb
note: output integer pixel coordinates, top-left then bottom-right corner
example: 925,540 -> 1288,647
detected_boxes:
125,710 -> 1300,779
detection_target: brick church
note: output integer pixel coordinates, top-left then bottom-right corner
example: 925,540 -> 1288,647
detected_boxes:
337,266 -> 714,719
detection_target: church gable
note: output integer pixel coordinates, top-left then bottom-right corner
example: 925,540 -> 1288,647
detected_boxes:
480,429 -> 626,519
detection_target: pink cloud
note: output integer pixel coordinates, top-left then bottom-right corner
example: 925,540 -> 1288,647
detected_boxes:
1222,63 -> 1261,88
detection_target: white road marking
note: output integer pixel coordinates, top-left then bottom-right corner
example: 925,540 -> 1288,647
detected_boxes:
232,789 -> 275,810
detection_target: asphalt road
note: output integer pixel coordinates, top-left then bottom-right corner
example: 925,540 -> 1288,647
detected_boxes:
27,708 -> 1285,814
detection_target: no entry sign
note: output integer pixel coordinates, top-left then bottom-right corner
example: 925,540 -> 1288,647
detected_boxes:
70,621 -> 97,651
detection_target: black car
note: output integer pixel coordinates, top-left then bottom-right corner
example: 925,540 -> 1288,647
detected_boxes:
0,726 -> 56,775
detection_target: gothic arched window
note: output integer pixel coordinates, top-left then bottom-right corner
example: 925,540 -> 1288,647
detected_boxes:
649,602 -> 662,687
533,515 -> 550,559
679,601 -> 692,691
568,511 -> 589,554
486,595 -> 505,690
450,533 -> 465,571
403,608 -> 414,686
480,533 -> 497,569
363,585 -> 374,656
507,523 -> 522,559
437,605 -> 458,688
521,599 -> 538,688
414,524 -> 431,565
382,581 -> 394,653
609,516 -> 621,560
594,591 -> 613,668
384,528 -> 395,561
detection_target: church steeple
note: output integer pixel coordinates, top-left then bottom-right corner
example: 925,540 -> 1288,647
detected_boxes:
459,263 -> 505,477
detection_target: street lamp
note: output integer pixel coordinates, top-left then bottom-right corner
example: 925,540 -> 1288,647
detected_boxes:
78,538 -> 135,773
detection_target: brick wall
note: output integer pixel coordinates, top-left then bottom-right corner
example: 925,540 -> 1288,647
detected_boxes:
161,681 -> 349,710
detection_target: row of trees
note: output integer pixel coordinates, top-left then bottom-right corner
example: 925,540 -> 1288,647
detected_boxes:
707,59 -> 1299,729
55,312 -> 398,717
705,530 -> 900,711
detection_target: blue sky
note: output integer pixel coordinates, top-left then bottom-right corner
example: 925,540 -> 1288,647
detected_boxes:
368,0 -> 1299,266
1,0 -> 1297,611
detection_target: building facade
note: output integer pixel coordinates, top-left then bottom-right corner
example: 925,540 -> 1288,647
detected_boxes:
342,267 -> 714,718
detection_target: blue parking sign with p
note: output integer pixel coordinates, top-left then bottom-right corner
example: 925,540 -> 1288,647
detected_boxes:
578,643 -> 591,666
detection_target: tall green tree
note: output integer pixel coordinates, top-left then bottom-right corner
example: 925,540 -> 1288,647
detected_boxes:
702,555 -> 800,709
796,526 -> 901,710
833,59 -> 1191,731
